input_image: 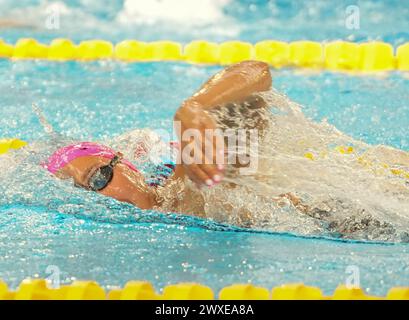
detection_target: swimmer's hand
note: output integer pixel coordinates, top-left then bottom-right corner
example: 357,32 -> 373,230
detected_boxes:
174,102 -> 224,187
173,61 -> 272,187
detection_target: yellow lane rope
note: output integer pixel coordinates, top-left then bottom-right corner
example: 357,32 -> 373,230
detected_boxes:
0,278 -> 408,300
0,38 -> 408,71
0,138 -> 27,155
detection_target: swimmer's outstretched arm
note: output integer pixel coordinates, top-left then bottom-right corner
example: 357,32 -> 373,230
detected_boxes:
173,60 -> 272,187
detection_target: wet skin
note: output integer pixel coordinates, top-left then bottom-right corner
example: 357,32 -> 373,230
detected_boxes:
57,60 -> 272,209
58,155 -> 156,209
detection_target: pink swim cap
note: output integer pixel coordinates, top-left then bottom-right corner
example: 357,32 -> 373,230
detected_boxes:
43,142 -> 138,174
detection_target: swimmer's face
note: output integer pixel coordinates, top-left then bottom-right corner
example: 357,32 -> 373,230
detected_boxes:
57,155 -> 154,209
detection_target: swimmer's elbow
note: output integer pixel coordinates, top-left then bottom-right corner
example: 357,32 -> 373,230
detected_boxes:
254,61 -> 273,90
236,60 -> 272,91
243,60 -> 270,72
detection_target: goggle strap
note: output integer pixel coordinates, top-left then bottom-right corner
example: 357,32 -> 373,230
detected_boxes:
109,152 -> 123,167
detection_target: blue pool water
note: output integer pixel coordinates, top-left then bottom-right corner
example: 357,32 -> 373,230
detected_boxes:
1,61 -> 408,150
0,0 -> 408,295
1,0 -> 408,45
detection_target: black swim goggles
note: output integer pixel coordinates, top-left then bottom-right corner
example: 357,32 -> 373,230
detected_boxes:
84,153 -> 123,191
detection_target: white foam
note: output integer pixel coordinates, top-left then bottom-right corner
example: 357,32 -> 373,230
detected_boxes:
117,0 -> 231,26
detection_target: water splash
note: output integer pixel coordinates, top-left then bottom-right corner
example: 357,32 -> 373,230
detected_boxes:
0,135 -> 238,233
196,89 -> 409,242
32,103 -> 56,136
1,88 -> 409,242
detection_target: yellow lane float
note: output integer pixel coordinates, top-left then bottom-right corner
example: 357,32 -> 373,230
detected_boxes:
0,138 -> 27,154
325,41 -> 361,70
62,281 -> 106,300
219,41 -> 253,65
0,38 -> 407,72
0,39 -> 14,58
0,278 -> 408,300
148,41 -> 182,61
254,40 -> 290,68
48,38 -> 77,60
332,285 -> 380,300
13,38 -> 48,59
108,281 -> 159,300
289,41 -> 324,68
115,40 -> 149,61
184,40 -> 220,64
77,40 -> 114,60
359,41 -> 395,71
397,42 -> 409,71
0,280 -> 14,300
387,287 -> 409,300
163,283 -> 214,300
219,284 -> 270,300
271,283 -> 324,300
14,279 -> 54,300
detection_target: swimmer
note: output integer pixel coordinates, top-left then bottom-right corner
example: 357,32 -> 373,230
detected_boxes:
43,61 -> 274,214
38,59 -> 409,242
6,59 -> 409,241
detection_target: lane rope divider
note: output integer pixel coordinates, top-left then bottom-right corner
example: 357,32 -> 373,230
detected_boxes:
0,38 -> 408,71
0,138 -> 27,155
1,144 -> 408,298
0,279 -> 408,300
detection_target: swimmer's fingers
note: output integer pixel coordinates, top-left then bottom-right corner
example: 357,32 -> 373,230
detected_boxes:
198,113 -> 225,171
184,164 -> 213,187
198,163 -> 223,185
196,128 -> 224,185
199,136 -> 224,184
203,128 -> 225,171
179,135 -> 208,186
181,140 -> 223,186
177,107 -> 225,186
